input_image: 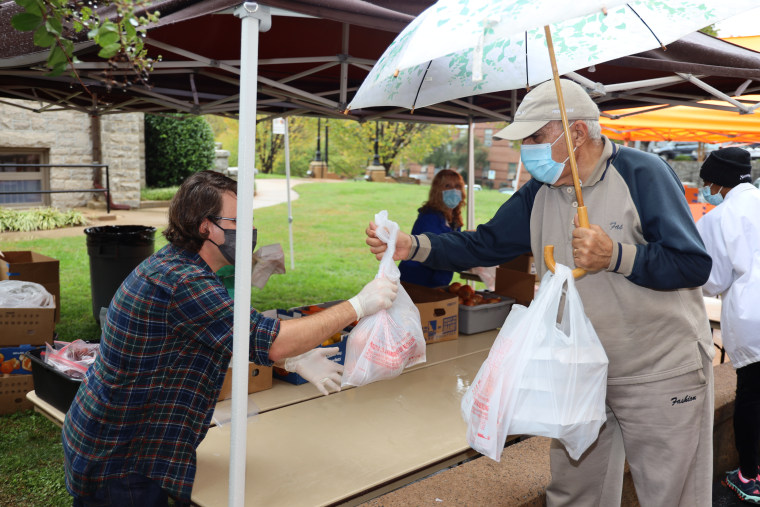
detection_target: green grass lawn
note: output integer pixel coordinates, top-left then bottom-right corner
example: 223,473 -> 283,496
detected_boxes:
0,180 -> 511,505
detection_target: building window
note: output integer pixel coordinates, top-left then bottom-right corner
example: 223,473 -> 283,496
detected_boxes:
484,129 -> 493,147
481,162 -> 491,180
507,162 -> 517,179
0,150 -> 49,207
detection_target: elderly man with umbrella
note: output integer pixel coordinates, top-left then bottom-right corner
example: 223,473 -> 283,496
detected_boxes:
367,79 -> 714,505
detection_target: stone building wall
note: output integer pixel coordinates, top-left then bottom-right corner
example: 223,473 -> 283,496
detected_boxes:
0,99 -> 144,209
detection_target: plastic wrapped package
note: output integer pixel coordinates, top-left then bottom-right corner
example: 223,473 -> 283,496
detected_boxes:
0,280 -> 54,308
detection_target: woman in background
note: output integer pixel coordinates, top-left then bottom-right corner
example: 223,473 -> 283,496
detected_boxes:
399,169 -> 465,287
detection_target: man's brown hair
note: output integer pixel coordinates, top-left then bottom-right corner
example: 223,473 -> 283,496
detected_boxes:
163,170 -> 238,252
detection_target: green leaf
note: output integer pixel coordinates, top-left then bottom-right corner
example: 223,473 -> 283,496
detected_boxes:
98,43 -> 120,59
98,21 -> 119,36
60,38 -> 74,54
44,17 -> 62,36
11,12 -> 42,31
32,25 -> 56,47
124,21 -> 137,40
14,0 -> 42,16
98,31 -> 120,46
47,62 -> 67,76
47,44 -> 67,67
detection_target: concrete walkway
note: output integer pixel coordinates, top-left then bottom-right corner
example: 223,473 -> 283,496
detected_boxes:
1,177 -> 318,241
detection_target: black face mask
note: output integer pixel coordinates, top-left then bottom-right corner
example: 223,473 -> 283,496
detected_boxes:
208,220 -> 257,265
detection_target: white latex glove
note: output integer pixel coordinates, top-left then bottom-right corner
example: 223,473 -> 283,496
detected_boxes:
284,347 -> 344,396
348,276 -> 398,320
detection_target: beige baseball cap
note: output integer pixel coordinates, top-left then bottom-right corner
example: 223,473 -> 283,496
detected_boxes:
495,79 -> 600,141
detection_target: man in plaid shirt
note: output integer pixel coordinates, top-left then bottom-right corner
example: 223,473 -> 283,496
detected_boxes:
62,171 -> 397,506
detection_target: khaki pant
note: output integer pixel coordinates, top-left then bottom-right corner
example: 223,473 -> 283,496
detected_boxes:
546,348 -> 714,507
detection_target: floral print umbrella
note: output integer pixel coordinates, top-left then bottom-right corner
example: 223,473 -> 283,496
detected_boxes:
348,0 -> 758,111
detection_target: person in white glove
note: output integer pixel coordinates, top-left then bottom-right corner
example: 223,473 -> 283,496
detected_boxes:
61,172 -> 401,505
284,347 -> 344,395
348,276 -> 398,319
271,276 -> 398,392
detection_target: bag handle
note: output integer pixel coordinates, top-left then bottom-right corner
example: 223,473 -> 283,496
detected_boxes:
374,210 -> 401,282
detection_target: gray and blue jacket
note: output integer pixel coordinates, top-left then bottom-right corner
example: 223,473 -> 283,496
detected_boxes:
411,137 -> 713,384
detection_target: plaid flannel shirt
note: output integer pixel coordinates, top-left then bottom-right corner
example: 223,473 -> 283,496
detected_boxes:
62,244 -> 279,500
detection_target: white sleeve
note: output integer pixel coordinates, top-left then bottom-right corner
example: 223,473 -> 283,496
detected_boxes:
696,212 -> 732,297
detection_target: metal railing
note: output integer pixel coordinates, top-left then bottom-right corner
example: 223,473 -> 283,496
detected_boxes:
0,163 -> 111,213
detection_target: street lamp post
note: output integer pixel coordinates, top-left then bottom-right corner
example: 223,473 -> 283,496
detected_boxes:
372,121 -> 381,166
314,117 -> 322,162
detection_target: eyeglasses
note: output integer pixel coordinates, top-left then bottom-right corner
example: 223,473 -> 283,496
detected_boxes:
208,215 -> 237,223
208,215 -> 256,228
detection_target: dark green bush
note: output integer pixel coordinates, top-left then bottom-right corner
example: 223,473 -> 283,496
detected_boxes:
145,114 -> 216,187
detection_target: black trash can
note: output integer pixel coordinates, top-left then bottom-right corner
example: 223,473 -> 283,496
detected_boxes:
85,225 -> 156,323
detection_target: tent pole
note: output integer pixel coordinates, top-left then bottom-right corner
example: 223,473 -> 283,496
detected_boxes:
231,4 -> 271,507
285,117 -> 295,270
467,116 -> 475,230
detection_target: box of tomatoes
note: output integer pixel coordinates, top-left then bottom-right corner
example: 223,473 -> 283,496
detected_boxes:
447,282 -> 516,335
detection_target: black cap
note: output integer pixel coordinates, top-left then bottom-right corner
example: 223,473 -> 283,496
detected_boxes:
699,147 -> 752,188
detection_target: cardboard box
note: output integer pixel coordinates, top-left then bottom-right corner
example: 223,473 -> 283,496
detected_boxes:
402,282 -> 458,344
0,306 -> 56,346
0,345 -> 35,374
218,363 -> 273,401
495,267 -> 536,306
500,253 -> 538,281
0,251 -> 61,322
0,374 -> 34,415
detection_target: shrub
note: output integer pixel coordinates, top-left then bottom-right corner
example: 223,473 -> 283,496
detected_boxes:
145,114 -> 216,187
0,207 -> 87,232
141,186 -> 179,201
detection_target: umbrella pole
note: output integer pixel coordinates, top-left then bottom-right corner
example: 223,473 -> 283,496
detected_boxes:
543,25 -> 588,278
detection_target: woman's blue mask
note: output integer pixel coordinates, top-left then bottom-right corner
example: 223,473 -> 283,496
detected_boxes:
701,185 -> 724,206
442,188 -> 462,209
520,125 -> 575,185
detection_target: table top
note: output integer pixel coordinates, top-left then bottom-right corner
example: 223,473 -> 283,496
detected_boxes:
26,331 -> 498,429
213,331 -> 497,417
191,347 -> 493,507
26,390 -> 64,427
704,296 -> 721,324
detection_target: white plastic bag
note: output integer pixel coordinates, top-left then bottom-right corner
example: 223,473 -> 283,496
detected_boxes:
251,243 -> 286,288
461,263 -> 608,461
0,280 -> 54,308
342,211 -> 426,387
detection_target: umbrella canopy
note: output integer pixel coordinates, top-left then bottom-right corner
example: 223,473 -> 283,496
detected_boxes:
600,96 -> 760,144
348,0 -> 760,112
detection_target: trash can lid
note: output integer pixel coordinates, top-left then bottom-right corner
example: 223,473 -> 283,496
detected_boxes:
84,225 -> 156,245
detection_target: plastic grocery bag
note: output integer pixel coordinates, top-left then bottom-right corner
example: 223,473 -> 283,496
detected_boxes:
251,243 -> 286,288
461,263 -> 608,461
342,210 -> 426,387
0,280 -> 54,308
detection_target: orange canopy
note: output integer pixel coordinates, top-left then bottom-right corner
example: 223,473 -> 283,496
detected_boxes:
600,97 -> 760,143
600,36 -> 760,144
